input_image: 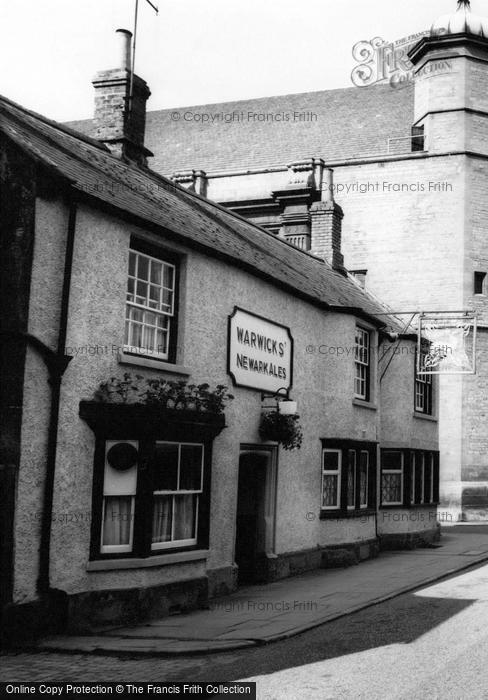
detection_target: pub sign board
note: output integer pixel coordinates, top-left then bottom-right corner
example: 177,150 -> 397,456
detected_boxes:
227,307 -> 293,393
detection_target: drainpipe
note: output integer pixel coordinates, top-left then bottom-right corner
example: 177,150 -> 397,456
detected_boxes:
37,195 -> 76,596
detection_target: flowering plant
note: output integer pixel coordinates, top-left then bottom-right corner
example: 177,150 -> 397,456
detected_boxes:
94,374 -> 233,414
259,411 -> 303,451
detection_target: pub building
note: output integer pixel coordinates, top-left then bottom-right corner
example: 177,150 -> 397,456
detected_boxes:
0,30 -> 438,642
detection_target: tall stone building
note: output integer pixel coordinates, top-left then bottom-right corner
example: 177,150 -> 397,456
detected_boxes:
73,0 -> 488,520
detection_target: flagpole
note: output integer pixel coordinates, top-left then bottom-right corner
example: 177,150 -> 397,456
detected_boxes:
129,0 -> 158,116
129,0 -> 139,111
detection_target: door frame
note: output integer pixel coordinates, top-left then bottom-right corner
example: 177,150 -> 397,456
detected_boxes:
236,444 -> 278,558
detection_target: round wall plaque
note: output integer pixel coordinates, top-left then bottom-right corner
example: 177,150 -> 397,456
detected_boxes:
107,442 -> 138,471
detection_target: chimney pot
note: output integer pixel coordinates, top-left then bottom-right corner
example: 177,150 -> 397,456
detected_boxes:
115,29 -> 132,71
324,168 -> 334,203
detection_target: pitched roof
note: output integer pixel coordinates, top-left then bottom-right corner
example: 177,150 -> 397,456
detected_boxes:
67,83 -> 415,176
0,93 -> 399,327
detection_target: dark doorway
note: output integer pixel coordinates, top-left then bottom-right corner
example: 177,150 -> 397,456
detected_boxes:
235,453 -> 268,584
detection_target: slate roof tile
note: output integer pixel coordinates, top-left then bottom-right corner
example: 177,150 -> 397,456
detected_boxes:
0,93 -> 400,327
67,83 -> 415,175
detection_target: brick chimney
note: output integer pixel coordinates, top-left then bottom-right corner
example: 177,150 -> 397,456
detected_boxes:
92,29 -> 153,166
310,169 -> 346,274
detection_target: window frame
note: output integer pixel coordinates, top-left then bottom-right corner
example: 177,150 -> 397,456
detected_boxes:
474,271 -> 486,296
100,495 -> 136,555
422,452 -> 435,505
418,452 -> 425,504
150,441 -> 204,552
320,440 -> 377,518
381,450 -> 404,506
321,449 -> 342,511
90,435 -> 213,561
354,326 -> 371,401
415,350 -> 433,415
99,440 -> 138,555
411,125 -> 425,152
359,450 -> 369,509
409,452 -> 416,504
347,450 -> 357,511
124,238 -> 180,364
380,448 -> 440,508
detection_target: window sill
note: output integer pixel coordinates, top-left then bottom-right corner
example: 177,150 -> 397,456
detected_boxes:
118,351 -> 191,375
87,549 -> 209,572
320,508 -> 376,520
352,398 -> 377,411
380,502 -> 439,509
413,412 -> 438,422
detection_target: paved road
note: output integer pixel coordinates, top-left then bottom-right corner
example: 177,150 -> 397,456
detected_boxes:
3,559 -> 488,698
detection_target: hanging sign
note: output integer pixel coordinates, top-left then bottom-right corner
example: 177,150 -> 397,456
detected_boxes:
227,307 -> 293,393
417,312 -> 477,375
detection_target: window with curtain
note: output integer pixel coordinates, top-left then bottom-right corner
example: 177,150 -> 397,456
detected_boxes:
125,248 -> 176,360
322,450 -> 341,509
100,441 -> 138,554
96,439 -> 205,557
347,450 -> 356,509
381,451 -> 403,505
320,441 -> 376,515
151,442 -> 203,550
380,449 -> 439,507
359,451 -> 369,508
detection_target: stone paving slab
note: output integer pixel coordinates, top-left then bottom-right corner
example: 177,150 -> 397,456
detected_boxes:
31,527 -> 488,657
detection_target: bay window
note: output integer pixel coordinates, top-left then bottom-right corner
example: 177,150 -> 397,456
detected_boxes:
321,440 -> 376,516
381,449 -> 439,507
80,400 -> 224,561
94,439 -> 207,558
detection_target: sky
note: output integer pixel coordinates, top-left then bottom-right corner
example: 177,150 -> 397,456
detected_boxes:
0,0 -> 480,121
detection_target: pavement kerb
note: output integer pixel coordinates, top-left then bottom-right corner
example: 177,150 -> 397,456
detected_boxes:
19,547 -> 488,659
255,549 -> 488,644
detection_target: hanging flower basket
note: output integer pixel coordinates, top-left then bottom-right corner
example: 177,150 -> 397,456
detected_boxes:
259,411 -> 303,451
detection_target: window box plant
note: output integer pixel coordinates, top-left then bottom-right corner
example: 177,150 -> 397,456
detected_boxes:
79,374 -> 233,440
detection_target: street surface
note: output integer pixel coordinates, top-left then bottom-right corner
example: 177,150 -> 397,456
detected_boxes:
2,559 -> 488,698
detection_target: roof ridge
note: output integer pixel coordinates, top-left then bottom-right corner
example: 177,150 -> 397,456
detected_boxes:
144,82 -> 408,115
